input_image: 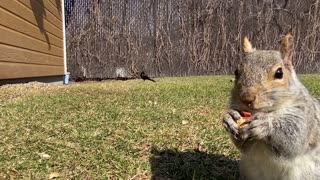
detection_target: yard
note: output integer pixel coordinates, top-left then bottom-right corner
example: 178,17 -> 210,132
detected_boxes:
0,75 -> 320,179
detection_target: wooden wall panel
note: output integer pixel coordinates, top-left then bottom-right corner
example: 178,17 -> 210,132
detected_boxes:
0,62 -> 64,79
0,0 -> 63,39
0,0 -> 64,80
39,0 -> 62,20
0,7 -> 63,48
0,25 -> 63,57
18,0 -> 62,30
0,44 -> 63,66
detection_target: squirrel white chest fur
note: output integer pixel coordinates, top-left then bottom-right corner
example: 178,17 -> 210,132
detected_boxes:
240,141 -> 320,180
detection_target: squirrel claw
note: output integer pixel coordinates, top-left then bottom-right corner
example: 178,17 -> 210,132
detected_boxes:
241,117 -> 270,140
222,109 -> 242,137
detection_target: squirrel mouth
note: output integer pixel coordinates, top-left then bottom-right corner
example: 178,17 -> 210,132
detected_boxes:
240,101 -> 260,111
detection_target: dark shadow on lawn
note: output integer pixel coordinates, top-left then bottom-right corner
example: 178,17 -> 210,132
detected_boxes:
150,147 -> 239,180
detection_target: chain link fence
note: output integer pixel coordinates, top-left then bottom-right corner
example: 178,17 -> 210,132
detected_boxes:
65,0 -> 320,80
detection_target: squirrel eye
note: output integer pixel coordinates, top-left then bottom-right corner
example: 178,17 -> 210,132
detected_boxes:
274,68 -> 283,79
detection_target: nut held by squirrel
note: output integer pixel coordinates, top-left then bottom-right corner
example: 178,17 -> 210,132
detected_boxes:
237,111 -> 251,128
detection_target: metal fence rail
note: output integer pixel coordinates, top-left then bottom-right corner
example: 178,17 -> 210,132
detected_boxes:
65,0 -> 320,80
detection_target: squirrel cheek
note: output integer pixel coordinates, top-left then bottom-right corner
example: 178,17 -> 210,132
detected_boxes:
253,95 -> 274,110
251,95 -> 263,109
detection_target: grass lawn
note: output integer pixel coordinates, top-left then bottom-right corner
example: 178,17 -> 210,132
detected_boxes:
0,75 -> 320,179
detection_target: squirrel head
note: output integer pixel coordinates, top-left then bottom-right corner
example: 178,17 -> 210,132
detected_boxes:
232,33 -> 295,112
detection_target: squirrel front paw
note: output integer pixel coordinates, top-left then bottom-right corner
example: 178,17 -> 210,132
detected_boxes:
241,113 -> 271,140
222,109 -> 243,139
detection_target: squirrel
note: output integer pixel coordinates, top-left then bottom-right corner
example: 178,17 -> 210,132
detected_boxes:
222,33 -> 320,180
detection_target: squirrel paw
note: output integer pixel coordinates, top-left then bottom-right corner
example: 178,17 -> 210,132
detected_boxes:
222,109 -> 242,139
241,114 -> 271,140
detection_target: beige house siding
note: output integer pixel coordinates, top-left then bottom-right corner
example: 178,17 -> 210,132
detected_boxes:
0,0 -> 64,80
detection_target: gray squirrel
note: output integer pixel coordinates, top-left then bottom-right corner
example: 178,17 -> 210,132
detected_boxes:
222,33 -> 320,180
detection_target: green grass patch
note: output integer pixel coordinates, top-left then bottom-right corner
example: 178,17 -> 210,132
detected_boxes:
0,75 -> 319,179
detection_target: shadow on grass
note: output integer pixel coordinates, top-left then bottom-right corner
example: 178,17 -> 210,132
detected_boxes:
150,147 -> 239,180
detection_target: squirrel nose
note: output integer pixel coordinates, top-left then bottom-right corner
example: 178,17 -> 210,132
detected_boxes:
240,94 -> 257,107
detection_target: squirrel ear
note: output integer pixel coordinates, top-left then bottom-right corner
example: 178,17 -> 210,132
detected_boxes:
243,36 -> 256,55
280,33 -> 294,67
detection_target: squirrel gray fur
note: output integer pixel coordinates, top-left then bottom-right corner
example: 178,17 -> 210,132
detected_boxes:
222,34 -> 320,180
